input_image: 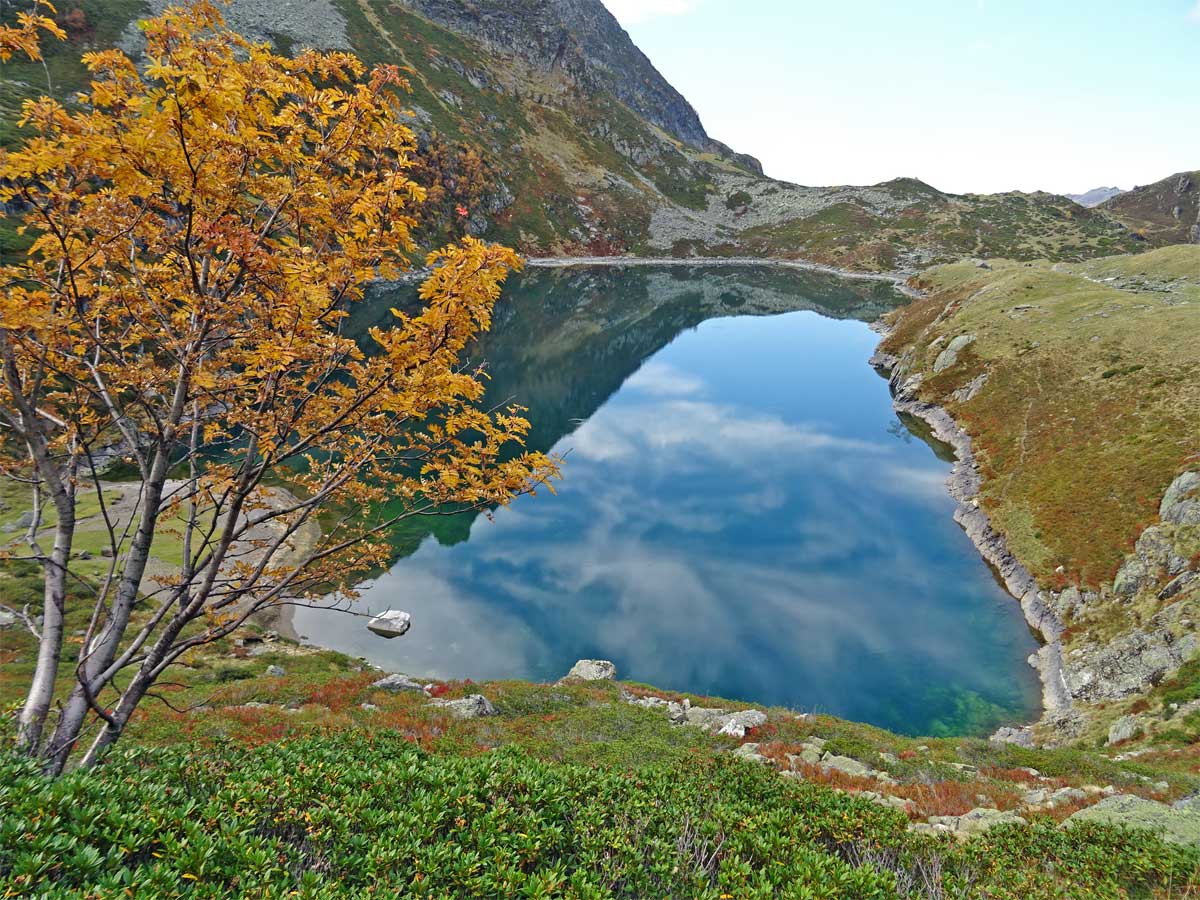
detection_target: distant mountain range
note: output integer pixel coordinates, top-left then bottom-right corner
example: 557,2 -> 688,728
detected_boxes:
0,0 -> 1195,270
1066,187 -> 1125,208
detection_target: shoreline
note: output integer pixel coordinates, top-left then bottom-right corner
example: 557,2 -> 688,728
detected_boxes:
524,255 -> 924,297
301,258 -> 1062,740
868,344 -> 1072,744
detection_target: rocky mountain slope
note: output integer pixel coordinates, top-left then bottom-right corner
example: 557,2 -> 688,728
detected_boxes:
1066,186 -> 1125,208
1102,170 -> 1200,245
0,0 -> 1164,272
875,246 -> 1200,746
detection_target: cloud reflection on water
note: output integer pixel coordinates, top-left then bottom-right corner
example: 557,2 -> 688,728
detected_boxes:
292,285 -> 1041,735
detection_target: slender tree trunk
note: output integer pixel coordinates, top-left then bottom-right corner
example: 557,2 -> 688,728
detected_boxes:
16,515 -> 73,753
77,660 -> 155,770
43,462 -> 172,772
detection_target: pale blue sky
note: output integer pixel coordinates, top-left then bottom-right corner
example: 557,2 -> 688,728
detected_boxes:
602,1 -> 1200,195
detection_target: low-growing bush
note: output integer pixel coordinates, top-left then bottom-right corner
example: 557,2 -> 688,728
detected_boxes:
2,732 -> 1198,898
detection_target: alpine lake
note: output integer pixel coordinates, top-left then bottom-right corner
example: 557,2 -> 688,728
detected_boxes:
291,264 -> 1042,737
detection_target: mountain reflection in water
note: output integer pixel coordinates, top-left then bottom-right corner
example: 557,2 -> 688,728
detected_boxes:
291,265 -> 1041,736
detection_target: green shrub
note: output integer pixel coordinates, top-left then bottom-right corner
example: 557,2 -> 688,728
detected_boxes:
725,191 -> 752,210
1,733 -> 1197,898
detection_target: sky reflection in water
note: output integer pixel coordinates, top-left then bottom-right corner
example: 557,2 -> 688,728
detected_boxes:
292,268 -> 1041,736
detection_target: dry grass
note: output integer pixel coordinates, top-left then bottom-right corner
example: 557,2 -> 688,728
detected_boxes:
883,246 -> 1200,587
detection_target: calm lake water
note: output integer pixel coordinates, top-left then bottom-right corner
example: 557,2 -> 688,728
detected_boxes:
292,265 -> 1042,736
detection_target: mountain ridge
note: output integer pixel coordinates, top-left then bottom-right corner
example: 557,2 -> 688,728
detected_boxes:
1101,170 -> 1200,245
1066,186 -> 1125,208
0,0 -> 1191,271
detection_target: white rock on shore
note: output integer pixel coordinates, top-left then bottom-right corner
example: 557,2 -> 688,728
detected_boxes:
366,610 -> 412,639
561,659 -> 617,682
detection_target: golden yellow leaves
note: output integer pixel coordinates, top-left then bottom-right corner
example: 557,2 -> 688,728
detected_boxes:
1,0 -> 559,617
0,1 -> 65,63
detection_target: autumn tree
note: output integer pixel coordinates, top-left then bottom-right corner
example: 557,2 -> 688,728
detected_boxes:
0,1 -> 557,775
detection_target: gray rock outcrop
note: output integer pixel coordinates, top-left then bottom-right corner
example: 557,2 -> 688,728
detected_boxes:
1064,604 -> 1198,703
1106,714 -> 1142,746
431,694 -> 498,719
395,0 -> 748,163
127,1 -> 351,52
561,659 -> 617,681
1065,795 -> 1200,846
932,334 -> 975,373
1161,471 -> 1200,526
923,807 -> 1027,839
371,673 -> 427,693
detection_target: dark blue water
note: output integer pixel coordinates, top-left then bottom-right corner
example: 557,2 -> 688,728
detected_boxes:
292,265 -> 1041,736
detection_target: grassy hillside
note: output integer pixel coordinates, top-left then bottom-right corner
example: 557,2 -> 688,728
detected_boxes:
881,246 -> 1200,588
1103,171 -> 1200,246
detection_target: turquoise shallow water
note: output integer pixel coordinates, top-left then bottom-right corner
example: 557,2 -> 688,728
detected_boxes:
291,265 -> 1042,736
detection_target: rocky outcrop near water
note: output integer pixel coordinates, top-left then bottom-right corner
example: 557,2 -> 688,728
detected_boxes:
874,329 -> 1200,746
869,347 -> 1077,743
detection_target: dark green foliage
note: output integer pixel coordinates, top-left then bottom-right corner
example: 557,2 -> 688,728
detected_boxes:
2,733 -> 1197,899
0,734 -> 902,898
1160,657 -> 1200,710
725,190 -> 752,210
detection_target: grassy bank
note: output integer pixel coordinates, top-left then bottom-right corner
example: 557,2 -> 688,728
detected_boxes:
880,245 -> 1200,588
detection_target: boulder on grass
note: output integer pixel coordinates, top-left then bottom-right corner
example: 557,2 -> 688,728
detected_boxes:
560,659 -> 617,682
370,673 -> 425,693
1065,794 -> 1200,846
431,694 -> 497,719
